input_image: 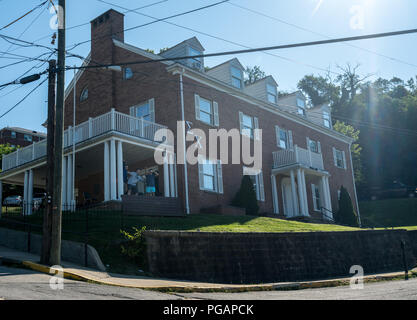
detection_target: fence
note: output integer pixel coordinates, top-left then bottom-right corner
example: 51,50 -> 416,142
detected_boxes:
0,201 -> 128,268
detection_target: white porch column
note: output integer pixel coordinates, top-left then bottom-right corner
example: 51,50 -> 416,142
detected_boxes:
116,140 -> 124,200
290,170 -> 298,217
325,176 -> 333,214
301,170 -> 309,216
103,141 -> 110,202
23,171 -> 28,215
297,169 -> 306,216
28,170 -> 33,216
163,153 -> 170,198
110,139 -> 117,201
62,156 -> 68,208
271,175 -> 279,214
169,153 -> 175,197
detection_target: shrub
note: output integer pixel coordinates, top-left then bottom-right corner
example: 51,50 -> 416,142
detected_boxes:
335,186 -> 359,227
232,175 -> 259,215
120,226 -> 147,268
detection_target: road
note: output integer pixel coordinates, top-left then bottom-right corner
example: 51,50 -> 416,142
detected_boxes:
1,265 -> 416,300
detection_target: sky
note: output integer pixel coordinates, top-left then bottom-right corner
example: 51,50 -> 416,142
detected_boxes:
0,0 -> 416,133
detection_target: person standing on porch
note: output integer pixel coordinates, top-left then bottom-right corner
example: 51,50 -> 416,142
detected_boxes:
123,162 -> 128,195
127,170 -> 140,195
145,169 -> 156,196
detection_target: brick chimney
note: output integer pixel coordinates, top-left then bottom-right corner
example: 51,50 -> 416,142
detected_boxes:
90,9 -> 124,64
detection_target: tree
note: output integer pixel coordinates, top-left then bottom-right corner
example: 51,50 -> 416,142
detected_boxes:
0,143 -> 18,172
297,74 -> 339,107
232,175 -> 259,215
335,186 -> 359,227
244,66 -> 266,85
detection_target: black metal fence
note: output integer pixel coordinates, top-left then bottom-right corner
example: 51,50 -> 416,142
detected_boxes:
0,201 -> 126,267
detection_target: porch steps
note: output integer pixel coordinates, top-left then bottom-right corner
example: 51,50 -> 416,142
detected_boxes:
121,195 -> 185,217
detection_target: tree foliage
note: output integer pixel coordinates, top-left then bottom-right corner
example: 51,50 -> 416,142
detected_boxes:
335,186 -> 359,227
244,66 -> 266,85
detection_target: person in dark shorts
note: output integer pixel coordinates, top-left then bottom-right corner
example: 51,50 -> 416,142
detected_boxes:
145,169 -> 157,196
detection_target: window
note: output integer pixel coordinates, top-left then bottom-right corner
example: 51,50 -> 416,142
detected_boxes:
24,134 -> 32,142
243,167 -> 265,201
309,139 -> 320,153
312,184 -> 321,211
124,68 -> 133,80
195,95 -> 219,126
11,131 -> 16,139
135,102 -> 152,121
80,87 -> 88,102
267,84 -> 277,104
241,114 -> 254,138
189,47 -> 202,70
297,98 -> 306,116
333,148 -> 346,169
198,158 -> 223,193
323,111 -> 331,128
231,66 -> 243,89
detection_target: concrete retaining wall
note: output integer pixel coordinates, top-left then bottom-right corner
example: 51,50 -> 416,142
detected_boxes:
0,228 -> 106,271
145,230 -> 417,284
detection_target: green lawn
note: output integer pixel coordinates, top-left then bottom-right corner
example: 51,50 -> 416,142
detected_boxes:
359,198 -> 417,228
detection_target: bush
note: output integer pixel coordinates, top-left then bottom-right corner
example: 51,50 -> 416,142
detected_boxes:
335,186 -> 359,227
232,175 -> 259,215
120,226 -> 147,269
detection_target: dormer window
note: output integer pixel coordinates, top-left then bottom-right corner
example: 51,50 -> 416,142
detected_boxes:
231,66 -> 243,89
188,47 -> 202,70
297,98 -> 305,116
267,84 -> 277,104
323,111 -> 331,128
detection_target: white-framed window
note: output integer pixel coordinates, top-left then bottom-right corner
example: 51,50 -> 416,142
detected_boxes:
267,84 -> 277,104
297,98 -> 306,116
130,99 -> 155,123
198,157 -> 223,194
275,126 -> 293,150
333,148 -> 346,169
231,66 -> 243,89
311,184 -> 321,211
189,47 -> 202,70
239,112 -> 259,139
308,138 -> 321,154
24,134 -> 32,142
323,111 -> 331,128
243,167 -> 265,202
11,131 -> 16,139
124,67 -> 133,80
80,87 -> 88,102
194,94 -> 219,126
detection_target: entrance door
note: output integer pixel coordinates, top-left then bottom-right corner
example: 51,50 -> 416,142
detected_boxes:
281,177 -> 299,217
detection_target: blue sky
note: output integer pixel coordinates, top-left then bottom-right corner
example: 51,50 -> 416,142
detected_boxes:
0,0 -> 416,133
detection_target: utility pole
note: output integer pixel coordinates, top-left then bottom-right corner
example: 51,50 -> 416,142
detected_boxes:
41,59 -> 56,265
50,0 -> 65,266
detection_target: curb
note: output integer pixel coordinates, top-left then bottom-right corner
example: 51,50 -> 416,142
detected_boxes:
2,257 -> 416,293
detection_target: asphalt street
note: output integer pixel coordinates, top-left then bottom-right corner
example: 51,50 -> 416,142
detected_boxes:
1,265 -> 416,300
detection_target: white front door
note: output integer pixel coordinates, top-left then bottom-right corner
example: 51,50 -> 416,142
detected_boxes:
281,177 -> 299,217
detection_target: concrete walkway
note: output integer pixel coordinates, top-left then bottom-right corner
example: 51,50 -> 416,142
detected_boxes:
0,246 -> 415,293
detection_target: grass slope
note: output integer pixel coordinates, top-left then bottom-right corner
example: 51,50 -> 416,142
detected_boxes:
359,198 -> 417,228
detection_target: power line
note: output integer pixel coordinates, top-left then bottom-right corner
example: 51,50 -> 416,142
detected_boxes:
228,2 -> 417,70
65,27 -> 417,72
66,0 -> 230,50
0,0 -> 48,31
0,77 -> 47,119
97,0 -> 341,75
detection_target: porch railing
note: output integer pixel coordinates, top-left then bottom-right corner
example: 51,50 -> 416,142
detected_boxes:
2,109 -> 167,172
273,145 -> 324,170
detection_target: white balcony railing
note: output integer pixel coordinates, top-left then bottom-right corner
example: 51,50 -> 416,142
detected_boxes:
2,109 -> 167,172
273,145 -> 324,171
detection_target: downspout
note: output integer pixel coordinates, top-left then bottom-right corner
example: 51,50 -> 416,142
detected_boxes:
180,69 -> 190,214
349,141 -> 361,227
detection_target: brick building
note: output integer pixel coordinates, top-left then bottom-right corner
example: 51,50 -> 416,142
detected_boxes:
0,127 -> 46,148
0,9 -> 360,223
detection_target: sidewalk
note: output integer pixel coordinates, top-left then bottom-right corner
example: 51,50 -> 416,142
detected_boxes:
1,245 -> 415,293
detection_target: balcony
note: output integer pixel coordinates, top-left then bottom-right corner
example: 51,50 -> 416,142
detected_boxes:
273,145 -> 324,171
2,109 -> 167,172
